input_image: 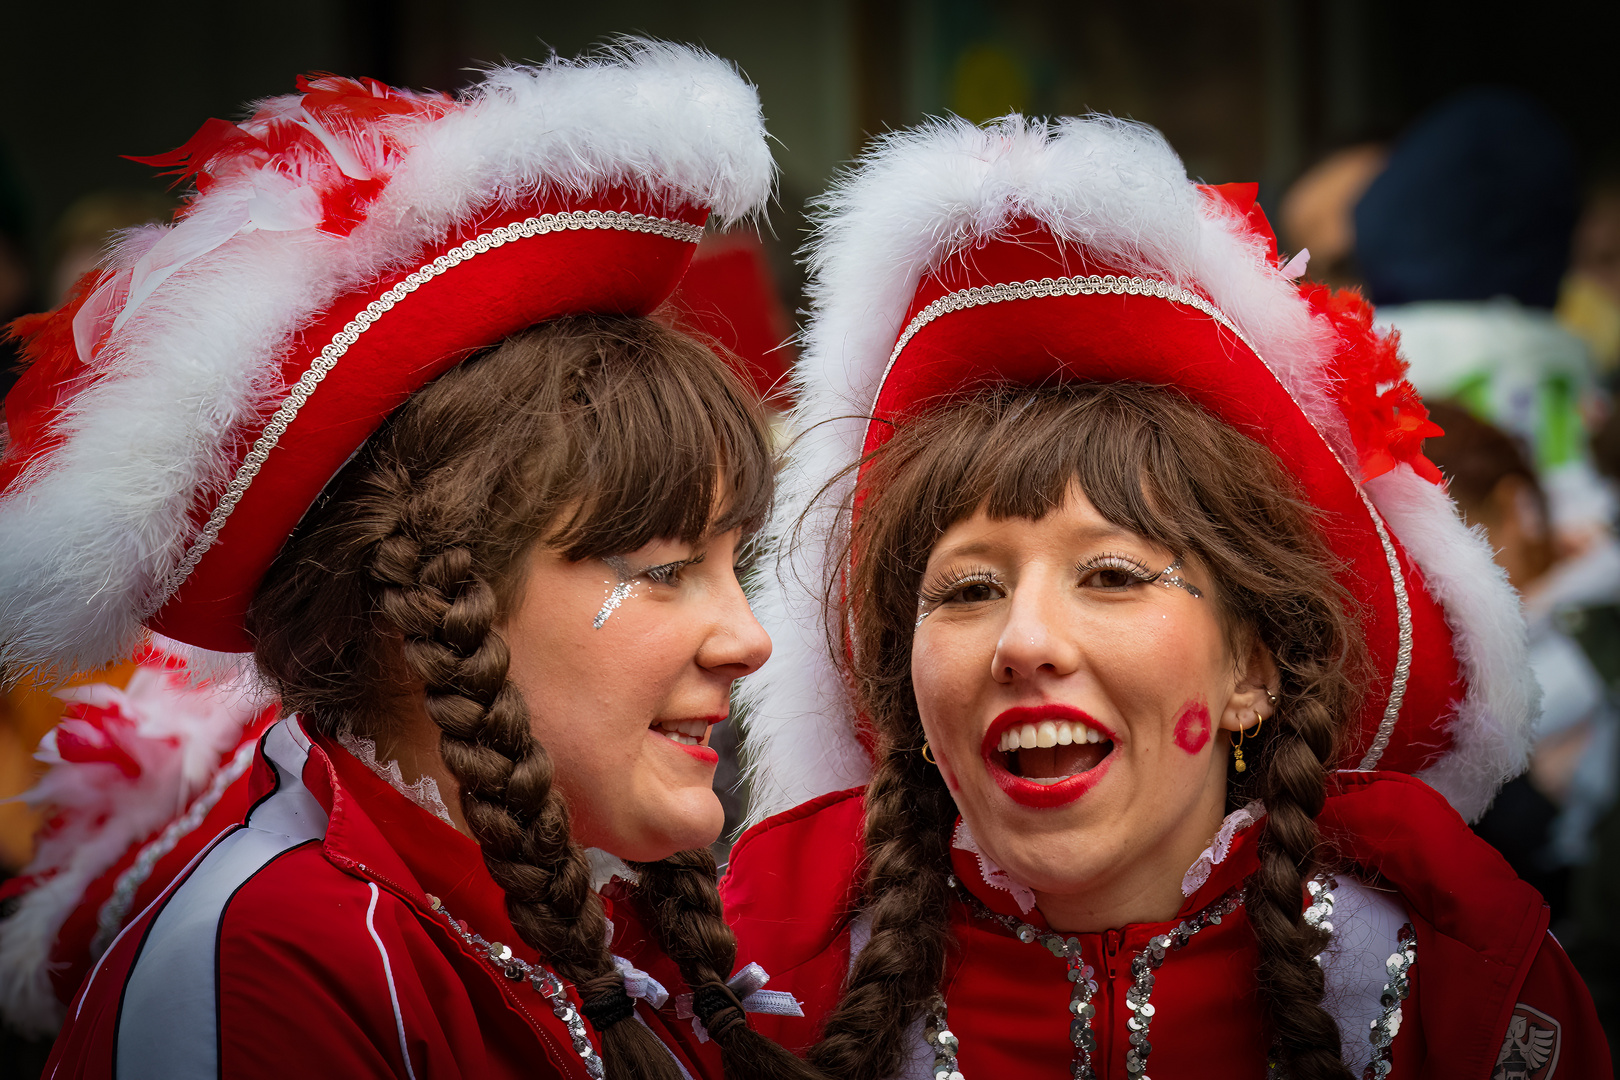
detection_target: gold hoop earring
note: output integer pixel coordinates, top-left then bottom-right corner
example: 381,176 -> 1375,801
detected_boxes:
921,742 -> 938,765
1233,710 -> 1263,773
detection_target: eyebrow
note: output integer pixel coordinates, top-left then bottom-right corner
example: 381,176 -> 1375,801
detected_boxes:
930,521 -> 1140,563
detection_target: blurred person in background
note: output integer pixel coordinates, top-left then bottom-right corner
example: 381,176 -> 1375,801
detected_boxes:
1355,89 -> 1613,550
1424,400 -> 1618,927
1277,141 -> 1387,291
1560,173 -> 1620,380
44,191 -> 174,308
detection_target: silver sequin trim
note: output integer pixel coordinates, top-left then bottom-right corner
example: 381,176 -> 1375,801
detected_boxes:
1304,874 -> 1338,948
431,895 -> 607,1079
1363,924 -> 1417,1078
147,209 -> 704,614
90,735 -> 260,958
1355,491 -> 1412,771
942,873 -> 1242,1080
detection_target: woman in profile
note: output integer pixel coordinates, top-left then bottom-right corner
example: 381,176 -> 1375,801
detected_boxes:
0,44 -> 816,1080
722,116 -> 1610,1078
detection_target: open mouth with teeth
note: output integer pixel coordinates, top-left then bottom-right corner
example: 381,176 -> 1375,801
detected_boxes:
649,717 -> 721,766
983,709 -> 1116,808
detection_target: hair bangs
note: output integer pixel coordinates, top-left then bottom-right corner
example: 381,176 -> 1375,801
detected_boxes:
540,318 -> 775,562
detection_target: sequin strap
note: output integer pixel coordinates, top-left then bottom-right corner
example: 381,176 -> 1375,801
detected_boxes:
1363,924 -> 1416,1079
936,873 -> 1244,1080
426,893 -> 605,1079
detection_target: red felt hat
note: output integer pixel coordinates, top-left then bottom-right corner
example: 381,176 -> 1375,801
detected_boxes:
743,117 -> 1533,824
0,44 -> 774,672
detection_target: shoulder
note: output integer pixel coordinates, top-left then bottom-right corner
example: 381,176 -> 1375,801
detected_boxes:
1321,771 -> 1613,1077
722,786 -> 865,927
720,788 -> 866,1045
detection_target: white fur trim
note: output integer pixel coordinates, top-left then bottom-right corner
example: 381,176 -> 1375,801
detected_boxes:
1366,466 -> 1537,821
740,115 -> 1530,823
0,42 -> 773,680
0,659 -> 266,1036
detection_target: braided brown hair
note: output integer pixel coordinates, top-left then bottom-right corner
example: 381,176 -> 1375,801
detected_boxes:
250,315 -> 820,1080
808,383 -> 1364,1080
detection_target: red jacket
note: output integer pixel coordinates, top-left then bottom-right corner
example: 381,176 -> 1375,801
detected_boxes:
45,717 -> 725,1079
721,771 -> 1611,1079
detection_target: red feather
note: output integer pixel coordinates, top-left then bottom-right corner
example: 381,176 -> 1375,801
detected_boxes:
1306,283 -> 1445,485
0,270 -> 111,495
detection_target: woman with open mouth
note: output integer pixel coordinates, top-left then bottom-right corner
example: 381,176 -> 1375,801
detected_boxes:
0,44 -> 820,1080
722,117 -> 1610,1078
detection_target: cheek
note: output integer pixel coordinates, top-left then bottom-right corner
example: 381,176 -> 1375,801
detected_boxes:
912,638 -> 981,793
1171,699 -> 1212,754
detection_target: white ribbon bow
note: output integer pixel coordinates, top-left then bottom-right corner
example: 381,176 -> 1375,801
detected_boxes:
674,962 -> 805,1042
612,955 -> 670,1011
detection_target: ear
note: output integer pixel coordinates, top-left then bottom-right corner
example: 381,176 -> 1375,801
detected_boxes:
1218,632 -> 1279,735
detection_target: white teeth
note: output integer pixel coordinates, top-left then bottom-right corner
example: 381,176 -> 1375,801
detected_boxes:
653,719 -> 710,746
998,719 -> 1107,752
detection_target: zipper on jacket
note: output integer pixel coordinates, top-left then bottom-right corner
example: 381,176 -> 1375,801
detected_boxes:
1103,929 -> 1122,985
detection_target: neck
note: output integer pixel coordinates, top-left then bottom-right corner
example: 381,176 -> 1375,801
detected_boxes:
1030,797 -> 1228,933
372,700 -> 471,836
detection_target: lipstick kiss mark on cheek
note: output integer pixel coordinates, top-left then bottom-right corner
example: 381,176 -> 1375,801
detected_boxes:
1172,700 -> 1212,754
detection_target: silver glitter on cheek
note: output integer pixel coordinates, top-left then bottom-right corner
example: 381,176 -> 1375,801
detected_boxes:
593,555 -> 636,630
915,605 -> 931,630
1154,558 -> 1204,599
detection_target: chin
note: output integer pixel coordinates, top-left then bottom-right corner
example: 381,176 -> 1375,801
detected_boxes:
610,790 -> 725,862
972,805 -> 1115,894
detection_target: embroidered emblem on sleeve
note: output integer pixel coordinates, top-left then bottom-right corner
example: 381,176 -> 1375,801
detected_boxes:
1493,1003 -> 1562,1079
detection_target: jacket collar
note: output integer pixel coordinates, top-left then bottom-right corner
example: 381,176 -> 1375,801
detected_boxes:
949,810 -> 1263,931
297,723 -> 547,963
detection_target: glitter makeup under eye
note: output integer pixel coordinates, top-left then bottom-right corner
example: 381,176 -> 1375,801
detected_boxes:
593,555 -> 636,630
1154,559 -> 1204,598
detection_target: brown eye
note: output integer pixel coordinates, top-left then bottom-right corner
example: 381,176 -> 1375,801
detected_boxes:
1089,567 -> 1139,590
957,581 -> 999,603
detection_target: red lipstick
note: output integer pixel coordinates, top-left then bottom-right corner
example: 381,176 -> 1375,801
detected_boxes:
650,715 -> 725,766
982,704 -> 1116,809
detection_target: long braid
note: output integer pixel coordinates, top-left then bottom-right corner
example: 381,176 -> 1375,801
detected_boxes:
634,851 -> 828,1079
1247,682 -> 1356,1080
806,745 -> 958,1080
367,472 -> 686,1080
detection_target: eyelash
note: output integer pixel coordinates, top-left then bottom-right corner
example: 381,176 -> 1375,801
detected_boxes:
918,566 -> 1004,606
642,551 -> 704,586
1076,552 -> 1159,589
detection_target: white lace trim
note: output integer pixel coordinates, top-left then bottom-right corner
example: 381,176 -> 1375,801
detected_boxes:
1181,800 -> 1266,897
951,819 -> 1037,914
335,731 -> 455,827
586,847 -> 641,892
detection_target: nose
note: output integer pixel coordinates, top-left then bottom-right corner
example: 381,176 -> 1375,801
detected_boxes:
696,572 -> 773,678
990,577 -> 1080,684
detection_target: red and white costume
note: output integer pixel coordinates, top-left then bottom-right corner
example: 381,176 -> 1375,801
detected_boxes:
721,116 -> 1611,1077
0,43 -> 775,1077
48,717 -> 724,1079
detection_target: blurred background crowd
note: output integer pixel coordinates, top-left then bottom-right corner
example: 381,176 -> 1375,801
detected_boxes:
2,0 -> 1618,1073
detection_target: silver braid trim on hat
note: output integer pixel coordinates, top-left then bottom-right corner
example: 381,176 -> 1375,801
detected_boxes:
867,271 -> 1415,771
1355,490 -> 1413,770
145,210 -> 703,616
873,274 -> 1264,414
